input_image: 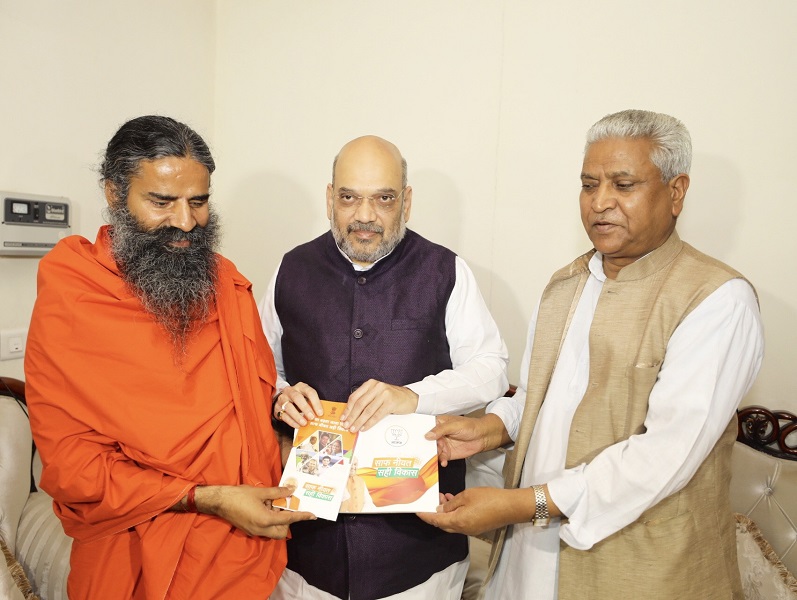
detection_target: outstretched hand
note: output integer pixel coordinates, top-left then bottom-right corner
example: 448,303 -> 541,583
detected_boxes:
200,485 -> 316,539
417,487 -> 534,536
425,413 -> 509,466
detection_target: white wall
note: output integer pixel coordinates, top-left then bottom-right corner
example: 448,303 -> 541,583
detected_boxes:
215,1 -> 797,410
3,1 -> 795,411
0,0 -> 216,379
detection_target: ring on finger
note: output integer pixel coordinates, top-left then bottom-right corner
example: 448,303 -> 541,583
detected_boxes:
276,399 -> 291,421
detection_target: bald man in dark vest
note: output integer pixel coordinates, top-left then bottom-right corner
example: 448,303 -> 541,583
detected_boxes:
259,135 -> 509,600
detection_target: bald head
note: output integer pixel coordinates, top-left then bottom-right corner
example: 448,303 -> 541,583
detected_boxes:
332,136 -> 407,189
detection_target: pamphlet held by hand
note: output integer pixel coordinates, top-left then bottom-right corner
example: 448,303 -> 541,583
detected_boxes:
274,400 -> 439,520
273,401 -> 354,521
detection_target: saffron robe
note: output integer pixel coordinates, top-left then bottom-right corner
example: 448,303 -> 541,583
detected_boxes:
25,226 -> 286,599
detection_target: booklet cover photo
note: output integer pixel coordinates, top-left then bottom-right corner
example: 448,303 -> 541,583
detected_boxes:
274,400 -> 440,521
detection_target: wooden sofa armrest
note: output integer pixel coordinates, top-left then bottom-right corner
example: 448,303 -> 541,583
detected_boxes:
0,377 -> 26,404
736,405 -> 797,459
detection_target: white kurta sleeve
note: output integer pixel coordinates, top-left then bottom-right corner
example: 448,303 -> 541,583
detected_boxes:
548,278 -> 764,550
257,263 -> 289,395
408,256 -> 509,416
487,306 -> 538,441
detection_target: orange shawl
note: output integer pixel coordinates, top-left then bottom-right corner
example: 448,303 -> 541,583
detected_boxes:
25,227 -> 285,599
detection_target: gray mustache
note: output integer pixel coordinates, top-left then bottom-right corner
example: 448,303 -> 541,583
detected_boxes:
347,222 -> 384,234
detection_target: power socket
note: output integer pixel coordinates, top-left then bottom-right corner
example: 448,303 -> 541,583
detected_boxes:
0,327 -> 28,361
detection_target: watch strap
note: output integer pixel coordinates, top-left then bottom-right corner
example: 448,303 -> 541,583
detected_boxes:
531,485 -> 550,526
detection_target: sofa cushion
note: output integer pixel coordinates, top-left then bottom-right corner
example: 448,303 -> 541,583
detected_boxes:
1,536 -> 36,600
735,513 -> 797,599
15,493 -> 70,600
0,396 -> 33,555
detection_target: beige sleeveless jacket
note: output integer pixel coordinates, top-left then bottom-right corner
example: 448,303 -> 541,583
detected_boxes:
490,231 -> 748,599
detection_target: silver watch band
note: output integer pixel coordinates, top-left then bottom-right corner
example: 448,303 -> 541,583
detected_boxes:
531,485 -> 550,526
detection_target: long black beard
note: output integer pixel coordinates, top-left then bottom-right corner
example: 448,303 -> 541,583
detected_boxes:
107,206 -> 220,355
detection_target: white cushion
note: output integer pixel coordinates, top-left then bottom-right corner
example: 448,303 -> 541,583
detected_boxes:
15,492 -> 71,600
0,546 -> 27,600
736,513 -> 797,600
0,396 -> 33,555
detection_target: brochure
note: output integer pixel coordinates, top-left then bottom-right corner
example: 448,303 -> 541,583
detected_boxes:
340,412 -> 439,514
273,401 -> 355,521
274,400 -> 439,520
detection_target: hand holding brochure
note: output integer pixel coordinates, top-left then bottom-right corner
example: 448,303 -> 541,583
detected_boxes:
273,401 -> 354,520
341,412 -> 439,514
274,400 -> 439,520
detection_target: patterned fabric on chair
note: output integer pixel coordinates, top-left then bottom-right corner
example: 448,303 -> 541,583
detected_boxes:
0,377 -> 71,600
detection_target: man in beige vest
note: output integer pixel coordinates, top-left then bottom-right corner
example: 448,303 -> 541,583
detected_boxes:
420,109 -> 764,599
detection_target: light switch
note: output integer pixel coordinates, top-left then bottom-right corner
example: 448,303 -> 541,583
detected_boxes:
0,327 -> 27,360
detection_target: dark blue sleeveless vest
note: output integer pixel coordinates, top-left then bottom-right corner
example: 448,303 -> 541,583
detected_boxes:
275,230 -> 468,600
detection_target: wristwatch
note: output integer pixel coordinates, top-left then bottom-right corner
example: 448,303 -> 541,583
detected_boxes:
531,485 -> 550,526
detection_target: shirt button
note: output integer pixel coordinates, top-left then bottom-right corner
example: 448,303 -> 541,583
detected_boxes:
348,515 -> 356,520
353,328 -> 363,339
357,276 -> 367,285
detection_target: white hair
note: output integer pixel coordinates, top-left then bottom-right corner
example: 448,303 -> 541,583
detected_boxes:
585,109 -> 691,181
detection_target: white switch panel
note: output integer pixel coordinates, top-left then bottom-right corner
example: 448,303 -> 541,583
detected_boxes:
0,327 -> 28,361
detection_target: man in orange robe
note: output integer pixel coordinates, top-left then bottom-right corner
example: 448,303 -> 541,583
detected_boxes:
24,115 -> 314,599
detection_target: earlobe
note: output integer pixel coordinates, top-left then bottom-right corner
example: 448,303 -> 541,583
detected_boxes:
104,183 -> 119,208
326,184 -> 334,220
670,174 -> 689,217
403,186 -> 413,223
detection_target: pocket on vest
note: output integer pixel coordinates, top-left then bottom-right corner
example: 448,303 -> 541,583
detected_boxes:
620,511 -> 699,595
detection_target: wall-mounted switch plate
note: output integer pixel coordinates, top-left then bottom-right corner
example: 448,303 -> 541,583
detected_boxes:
0,327 -> 28,361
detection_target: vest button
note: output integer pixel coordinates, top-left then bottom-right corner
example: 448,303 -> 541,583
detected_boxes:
351,385 -> 359,393
353,328 -> 363,339
357,276 -> 367,285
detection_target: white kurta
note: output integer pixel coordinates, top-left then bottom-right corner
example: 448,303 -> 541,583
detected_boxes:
485,252 -> 764,600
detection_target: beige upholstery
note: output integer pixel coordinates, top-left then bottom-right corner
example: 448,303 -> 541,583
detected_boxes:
730,441 -> 797,576
0,380 -> 71,600
0,392 -> 32,556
